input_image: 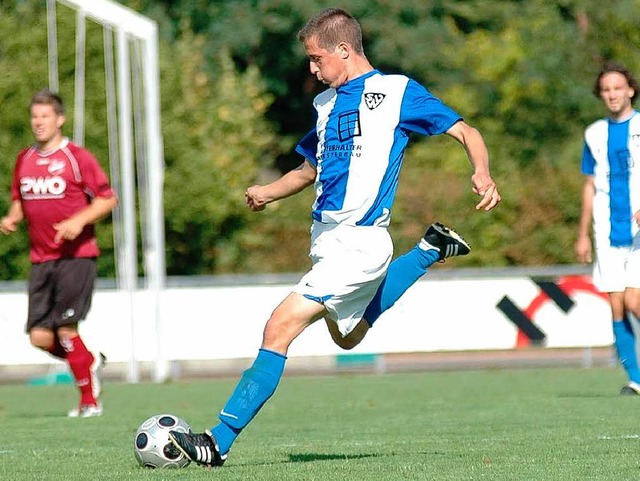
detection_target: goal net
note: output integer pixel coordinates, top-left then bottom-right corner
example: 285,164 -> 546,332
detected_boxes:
47,0 -> 167,383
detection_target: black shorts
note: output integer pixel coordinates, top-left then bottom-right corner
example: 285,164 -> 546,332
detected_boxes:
26,258 -> 97,333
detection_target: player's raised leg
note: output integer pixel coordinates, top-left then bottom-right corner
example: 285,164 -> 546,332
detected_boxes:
364,222 -> 470,326
324,222 -> 470,350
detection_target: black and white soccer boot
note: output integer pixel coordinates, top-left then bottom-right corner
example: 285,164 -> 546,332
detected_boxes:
422,222 -> 471,261
168,429 -> 227,467
620,382 -> 640,396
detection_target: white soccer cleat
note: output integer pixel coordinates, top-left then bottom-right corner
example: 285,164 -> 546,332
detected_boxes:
68,402 -> 103,418
90,351 -> 107,400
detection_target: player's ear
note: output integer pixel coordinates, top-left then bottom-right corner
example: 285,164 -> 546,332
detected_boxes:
56,114 -> 66,129
336,42 -> 349,59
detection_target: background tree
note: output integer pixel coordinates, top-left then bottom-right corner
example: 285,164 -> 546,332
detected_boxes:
159,26 -> 288,274
2,0 -> 640,277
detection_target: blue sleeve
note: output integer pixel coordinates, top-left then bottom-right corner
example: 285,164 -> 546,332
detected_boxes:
399,79 -> 463,136
295,129 -> 318,166
581,142 -> 595,175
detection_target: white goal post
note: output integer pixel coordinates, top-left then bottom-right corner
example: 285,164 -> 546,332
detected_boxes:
47,0 -> 168,383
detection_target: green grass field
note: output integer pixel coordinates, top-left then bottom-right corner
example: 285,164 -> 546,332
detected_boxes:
0,366 -> 637,480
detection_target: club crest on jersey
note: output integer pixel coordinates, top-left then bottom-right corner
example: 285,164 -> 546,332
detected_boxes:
48,159 -> 66,175
363,92 -> 386,110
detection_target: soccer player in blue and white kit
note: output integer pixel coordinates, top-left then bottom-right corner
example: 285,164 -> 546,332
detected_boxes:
170,8 -> 501,466
576,62 -> 640,396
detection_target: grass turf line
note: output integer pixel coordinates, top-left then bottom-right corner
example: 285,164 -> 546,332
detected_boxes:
0,367 -> 636,480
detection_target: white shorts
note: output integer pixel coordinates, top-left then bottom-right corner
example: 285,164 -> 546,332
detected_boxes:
293,221 -> 393,337
593,234 -> 640,292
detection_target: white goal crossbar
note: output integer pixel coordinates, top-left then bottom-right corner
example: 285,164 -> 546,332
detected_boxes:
59,0 -> 157,37
48,0 -> 168,383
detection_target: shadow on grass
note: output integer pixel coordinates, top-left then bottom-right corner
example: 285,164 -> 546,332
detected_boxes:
557,392 -> 617,399
233,450 -> 447,468
288,453 -> 377,463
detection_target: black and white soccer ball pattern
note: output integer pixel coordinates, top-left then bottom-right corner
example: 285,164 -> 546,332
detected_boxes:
134,414 -> 192,468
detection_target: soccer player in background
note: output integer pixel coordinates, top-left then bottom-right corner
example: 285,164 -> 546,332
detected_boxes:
0,89 -> 117,416
576,62 -> 640,395
170,7 -> 500,466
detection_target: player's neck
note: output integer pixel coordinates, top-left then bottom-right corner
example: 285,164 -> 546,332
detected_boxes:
36,133 -> 65,153
344,59 -> 374,84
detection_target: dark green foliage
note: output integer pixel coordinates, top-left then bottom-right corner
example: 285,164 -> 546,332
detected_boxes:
0,0 -> 116,278
2,0 -> 640,276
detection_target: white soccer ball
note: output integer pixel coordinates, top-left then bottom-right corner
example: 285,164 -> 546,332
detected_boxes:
133,413 -> 192,469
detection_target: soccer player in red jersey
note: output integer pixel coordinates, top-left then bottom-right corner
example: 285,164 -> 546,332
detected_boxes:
0,89 -> 117,417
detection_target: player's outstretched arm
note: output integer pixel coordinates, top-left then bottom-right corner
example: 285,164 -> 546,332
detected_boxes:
446,120 -> 501,212
0,200 -> 23,235
246,160 -> 316,212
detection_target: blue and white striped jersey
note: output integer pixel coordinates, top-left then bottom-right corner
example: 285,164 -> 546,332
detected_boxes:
582,110 -> 640,247
295,70 -> 462,227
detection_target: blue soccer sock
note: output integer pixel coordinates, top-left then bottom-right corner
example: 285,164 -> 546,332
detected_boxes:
364,244 -> 440,326
211,348 -> 286,455
612,317 -> 640,384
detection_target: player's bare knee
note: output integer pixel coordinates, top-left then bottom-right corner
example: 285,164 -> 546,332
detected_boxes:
262,318 -> 296,353
335,329 -> 366,350
338,320 -> 368,350
623,295 -> 640,318
29,330 -> 54,350
57,324 -> 79,340
334,336 -> 359,350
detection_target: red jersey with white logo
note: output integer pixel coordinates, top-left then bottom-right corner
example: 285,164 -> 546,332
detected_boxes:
11,138 -> 115,263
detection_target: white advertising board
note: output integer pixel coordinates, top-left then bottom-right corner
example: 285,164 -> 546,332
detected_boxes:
0,272 -> 612,367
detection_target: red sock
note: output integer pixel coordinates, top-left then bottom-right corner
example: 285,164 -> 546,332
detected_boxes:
64,336 -> 97,406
